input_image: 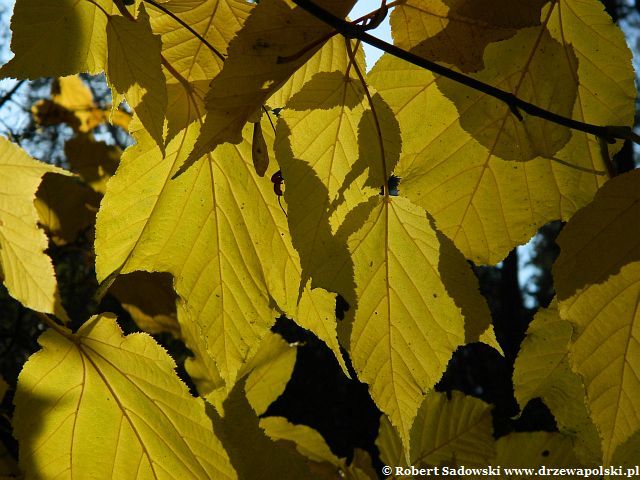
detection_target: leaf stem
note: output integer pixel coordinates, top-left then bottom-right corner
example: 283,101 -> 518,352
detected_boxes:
291,0 -> 633,144
35,311 -> 71,338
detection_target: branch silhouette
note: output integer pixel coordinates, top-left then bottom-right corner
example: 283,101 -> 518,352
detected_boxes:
292,0 -> 638,146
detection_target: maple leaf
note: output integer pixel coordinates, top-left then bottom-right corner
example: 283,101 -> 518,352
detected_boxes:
13,314 -> 236,479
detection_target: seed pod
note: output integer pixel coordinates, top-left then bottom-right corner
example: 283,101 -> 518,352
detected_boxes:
251,122 -> 269,177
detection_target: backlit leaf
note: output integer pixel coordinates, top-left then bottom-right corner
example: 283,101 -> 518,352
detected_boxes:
0,0 -> 114,78
31,76 -> 109,133
35,174 -> 100,245
275,54 -> 399,299
259,417 -> 342,466
65,134 -> 122,195
14,314 -> 236,479
554,169 -> 640,463
410,391 -> 495,467
148,0 -> 253,141
370,0 -> 636,263
496,432 -> 582,475
210,378 -> 327,479
110,271 -> 180,337
513,302 -> 601,464
0,137 -> 69,318
344,196 -> 465,449
187,0 -> 356,165
96,118 -> 347,391
391,0 -> 546,73
106,4 -> 167,150
243,333 -> 297,416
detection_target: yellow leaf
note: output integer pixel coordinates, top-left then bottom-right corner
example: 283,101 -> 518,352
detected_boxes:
243,333 -> 297,416
369,0 -> 636,264
210,378 -> 329,479
0,0 -> 114,78
31,76 -> 109,133
110,271 -> 180,337
260,416 -> 343,466
554,169 -> 640,463
35,174 -> 100,245
0,137 -> 68,318
65,134 -> 121,195
187,0 -> 356,165
267,35 -> 364,109
13,314 -> 236,479
496,432 -> 582,475
410,391 -> 494,467
148,0 -> 253,142
391,0 -> 546,73
148,0 -> 252,82
376,416 -> 407,477
106,4 -> 167,150
275,63 -> 399,299
344,196 -> 465,450
513,302 -> 601,464
96,119 -> 347,391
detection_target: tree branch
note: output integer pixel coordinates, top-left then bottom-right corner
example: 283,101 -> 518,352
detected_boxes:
292,0 -> 636,144
0,80 -> 26,113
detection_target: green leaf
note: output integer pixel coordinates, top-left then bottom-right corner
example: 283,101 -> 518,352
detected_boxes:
14,314 -> 236,479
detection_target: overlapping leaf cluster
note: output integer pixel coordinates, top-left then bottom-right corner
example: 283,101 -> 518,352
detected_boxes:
0,0 -> 638,477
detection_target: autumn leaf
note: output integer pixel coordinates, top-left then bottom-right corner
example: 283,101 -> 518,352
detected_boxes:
496,432 -> 583,474
0,137 -> 68,319
35,173 -> 100,245
31,76 -> 107,133
0,0 -> 115,78
409,391 -> 495,467
13,314 -> 236,479
243,333 -> 297,416
109,271 -> 180,337
370,0 -> 636,263
106,4 -> 167,150
513,302 -> 601,464
96,119 -> 347,392
341,196 -> 465,450
65,134 -> 122,195
186,0 -> 356,166
210,378 -> 329,479
148,0 -> 253,142
391,0 -> 546,73
554,169 -> 640,463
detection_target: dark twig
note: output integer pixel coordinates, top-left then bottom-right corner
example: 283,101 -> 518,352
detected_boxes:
0,80 -> 26,113
292,0 -> 636,145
